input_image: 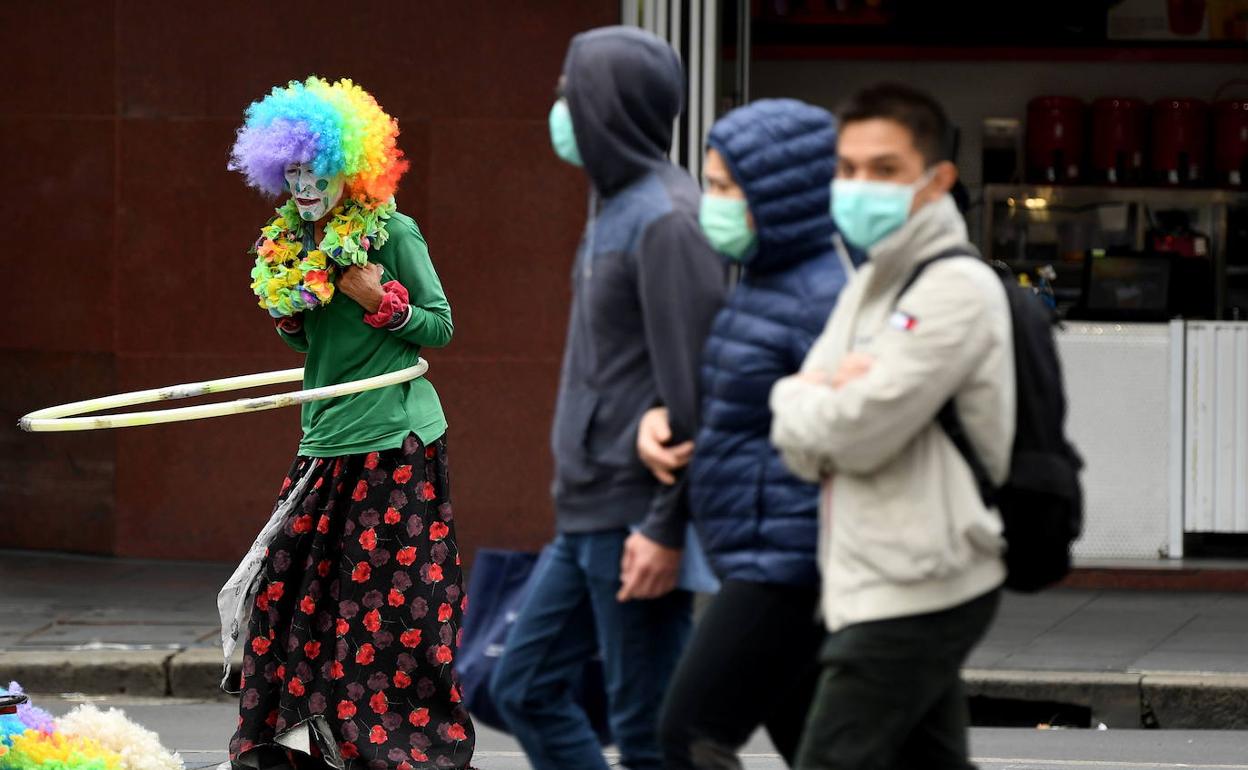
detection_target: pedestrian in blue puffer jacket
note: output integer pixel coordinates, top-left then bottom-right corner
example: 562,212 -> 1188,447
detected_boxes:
636,99 -> 851,768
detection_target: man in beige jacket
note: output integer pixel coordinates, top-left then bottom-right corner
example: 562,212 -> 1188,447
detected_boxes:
770,84 -> 1015,769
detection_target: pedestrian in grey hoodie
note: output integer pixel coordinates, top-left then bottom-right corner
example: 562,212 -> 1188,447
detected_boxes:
489,26 -> 725,770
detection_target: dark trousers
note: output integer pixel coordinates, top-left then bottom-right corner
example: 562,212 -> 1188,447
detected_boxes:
795,589 -> 1001,770
489,531 -> 693,770
660,580 -> 825,769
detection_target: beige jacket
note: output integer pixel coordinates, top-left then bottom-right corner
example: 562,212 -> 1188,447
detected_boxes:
769,196 -> 1014,632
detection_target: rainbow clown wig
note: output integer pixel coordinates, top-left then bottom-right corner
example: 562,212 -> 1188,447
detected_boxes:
228,76 -> 408,205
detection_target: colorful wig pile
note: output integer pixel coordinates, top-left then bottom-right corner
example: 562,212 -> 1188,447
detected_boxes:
229,76 -> 409,205
0,684 -> 182,770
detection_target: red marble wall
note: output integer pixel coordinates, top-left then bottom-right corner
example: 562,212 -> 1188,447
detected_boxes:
0,1 -> 616,562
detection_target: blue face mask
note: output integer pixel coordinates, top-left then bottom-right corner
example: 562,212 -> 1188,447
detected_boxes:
548,99 -> 582,167
831,172 -> 933,250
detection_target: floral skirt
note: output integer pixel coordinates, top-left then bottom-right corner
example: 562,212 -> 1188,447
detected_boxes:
229,434 -> 475,770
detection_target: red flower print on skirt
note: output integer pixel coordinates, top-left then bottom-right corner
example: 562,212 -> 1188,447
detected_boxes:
418,481 -> 437,502
429,521 -> 450,542
229,436 -> 473,769
422,563 -> 445,584
370,691 -> 389,715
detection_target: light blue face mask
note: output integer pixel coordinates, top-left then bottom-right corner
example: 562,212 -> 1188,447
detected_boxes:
831,172 -> 933,250
548,98 -> 582,167
699,194 -> 757,261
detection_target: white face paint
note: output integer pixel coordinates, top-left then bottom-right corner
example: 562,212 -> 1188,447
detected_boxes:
284,162 -> 345,222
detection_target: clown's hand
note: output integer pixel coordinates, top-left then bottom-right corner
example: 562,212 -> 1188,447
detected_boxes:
339,263 -> 385,313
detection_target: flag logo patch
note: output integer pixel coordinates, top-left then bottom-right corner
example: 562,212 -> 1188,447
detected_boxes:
890,311 -> 918,331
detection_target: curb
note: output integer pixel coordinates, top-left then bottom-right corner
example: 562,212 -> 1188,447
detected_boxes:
0,648 -> 239,700
964,668 -> 1248,730
0,650 -> 173,697
1142,673 -> 1248,729
4,653 -> 1247,729
168,647 -> 239,699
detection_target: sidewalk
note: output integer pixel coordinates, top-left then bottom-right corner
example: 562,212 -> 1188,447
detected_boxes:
3,550 -> 1248,729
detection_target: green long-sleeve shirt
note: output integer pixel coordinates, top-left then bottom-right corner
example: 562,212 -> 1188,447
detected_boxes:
277,211 -> 452,457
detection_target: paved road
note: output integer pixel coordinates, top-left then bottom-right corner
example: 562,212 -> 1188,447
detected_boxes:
30,694 -> 1248,769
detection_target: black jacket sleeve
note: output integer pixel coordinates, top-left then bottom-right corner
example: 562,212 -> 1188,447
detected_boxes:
635,210 -> 726,547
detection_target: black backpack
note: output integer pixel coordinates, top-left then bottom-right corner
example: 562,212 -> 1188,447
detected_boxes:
898,250 -> 1084,592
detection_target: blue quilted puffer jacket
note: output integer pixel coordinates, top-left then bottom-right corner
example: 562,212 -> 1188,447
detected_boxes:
689,99 -> 849,587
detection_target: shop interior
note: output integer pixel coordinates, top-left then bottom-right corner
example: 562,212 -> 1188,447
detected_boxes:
732,0 -> 1248,561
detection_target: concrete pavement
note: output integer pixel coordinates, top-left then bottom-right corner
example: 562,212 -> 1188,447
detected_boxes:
3,550 -> 1248,728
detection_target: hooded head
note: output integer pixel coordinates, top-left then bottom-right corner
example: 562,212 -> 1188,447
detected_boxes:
705,99 -> 840,272
560,26 -> 684,194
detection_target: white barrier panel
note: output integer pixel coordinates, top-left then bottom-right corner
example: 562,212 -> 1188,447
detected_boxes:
1059,323 -> 1177,560
1184,322 -> 1248,534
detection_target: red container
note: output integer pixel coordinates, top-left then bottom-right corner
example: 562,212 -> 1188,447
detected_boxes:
1167,0 -> 1207,35
1091,97 -> 1148,185
1213,99 -> 1248,189
1027,96 -> 1086,184
1152,98 -> 1208,186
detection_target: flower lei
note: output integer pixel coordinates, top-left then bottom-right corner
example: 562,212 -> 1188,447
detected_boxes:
249,197 -> 395,317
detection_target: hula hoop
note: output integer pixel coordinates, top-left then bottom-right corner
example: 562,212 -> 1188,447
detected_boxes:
18,359 -> 428,433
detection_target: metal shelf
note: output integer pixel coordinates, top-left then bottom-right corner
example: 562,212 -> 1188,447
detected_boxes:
985,184 -> 1248,208
983,185 -> 1247,320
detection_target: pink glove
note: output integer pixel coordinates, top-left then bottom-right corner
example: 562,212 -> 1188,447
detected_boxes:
363,280 -> 411,329
275,315 -> 304,334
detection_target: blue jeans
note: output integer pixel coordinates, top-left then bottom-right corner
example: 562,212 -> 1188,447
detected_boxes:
489,531 -> 693,770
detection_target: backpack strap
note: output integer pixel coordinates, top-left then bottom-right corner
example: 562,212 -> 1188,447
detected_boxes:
937,403 -> 998,507
894,247 -> 975,299
895,248 -> 999,507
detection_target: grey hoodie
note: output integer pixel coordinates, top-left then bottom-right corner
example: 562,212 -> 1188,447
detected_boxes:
550,26 -> 726,547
